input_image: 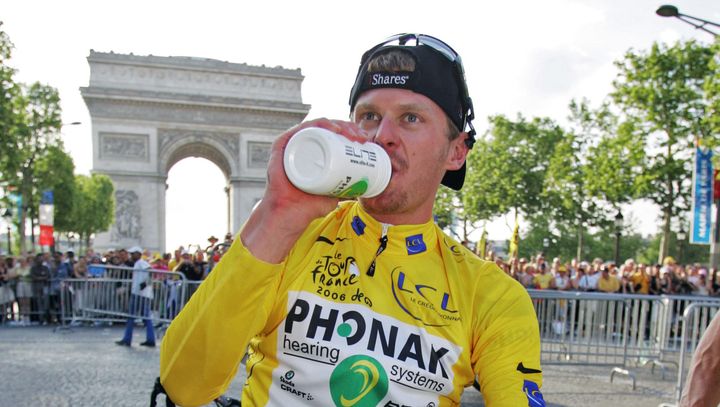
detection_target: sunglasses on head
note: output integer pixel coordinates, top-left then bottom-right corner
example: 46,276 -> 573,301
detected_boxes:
360,33 -> 476,146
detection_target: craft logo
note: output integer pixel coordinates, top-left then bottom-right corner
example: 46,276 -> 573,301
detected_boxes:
279,369 -> 314,401
329,355 -> 388,407
405,234 -> 427,255
391,268 -> 461,326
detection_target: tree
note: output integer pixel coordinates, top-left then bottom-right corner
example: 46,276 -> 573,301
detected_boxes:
462,114 -> 565,226
0,22 -> 21,180
71,174 -> 115,250
35,145 -> 76,234
5,82 -> 63,253
611,40 -> 715,262
433,187 -> 484,244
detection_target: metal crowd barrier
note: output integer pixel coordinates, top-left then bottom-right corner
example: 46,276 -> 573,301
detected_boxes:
527,290 -> 720,401
665,302 -> 720,406
58,265 -> 189,328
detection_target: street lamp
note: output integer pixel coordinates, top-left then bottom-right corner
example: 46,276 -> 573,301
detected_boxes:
614,210 -> 624,266
656,5 -> 720,38
2,208 -> 12,255
542,237 -> 550,255
677,229 -> 687,264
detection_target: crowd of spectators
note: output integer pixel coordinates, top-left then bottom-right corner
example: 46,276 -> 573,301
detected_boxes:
0,233 -> 234,325
1,234 -> 717,324
483,250 -> 720,297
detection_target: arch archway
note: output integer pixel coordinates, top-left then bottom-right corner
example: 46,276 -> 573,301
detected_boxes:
82,51 -> 310,253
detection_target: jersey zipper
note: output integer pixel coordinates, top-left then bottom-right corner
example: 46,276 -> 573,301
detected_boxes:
366,223 -> 389,277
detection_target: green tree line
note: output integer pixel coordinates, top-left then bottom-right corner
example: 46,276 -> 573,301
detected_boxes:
0,23 -> 114,254
435,39 -> 720,265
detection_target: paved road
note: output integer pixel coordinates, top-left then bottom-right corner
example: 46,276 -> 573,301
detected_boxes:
0,325 -> 680,406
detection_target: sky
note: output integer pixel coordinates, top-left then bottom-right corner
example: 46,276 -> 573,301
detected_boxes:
3,0 -> 718,252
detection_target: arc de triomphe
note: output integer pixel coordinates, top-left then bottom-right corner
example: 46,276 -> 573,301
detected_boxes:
81,51 -> 310,253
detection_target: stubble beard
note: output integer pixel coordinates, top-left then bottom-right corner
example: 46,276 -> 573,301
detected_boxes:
360,154 -> 409,217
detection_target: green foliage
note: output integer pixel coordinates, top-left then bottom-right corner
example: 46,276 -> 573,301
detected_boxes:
0,22 -> 21,181
519,219 -> 647,264
705,40 -> 720,150
611,40 -> 715,261
463,114 -> 565,220
35,145 -> 76,232
71,174 -> 115,245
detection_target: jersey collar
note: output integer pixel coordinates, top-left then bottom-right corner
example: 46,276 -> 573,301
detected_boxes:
348,202 -> 439,256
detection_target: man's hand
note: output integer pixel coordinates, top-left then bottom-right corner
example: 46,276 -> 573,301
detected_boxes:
241,118 -> 369,264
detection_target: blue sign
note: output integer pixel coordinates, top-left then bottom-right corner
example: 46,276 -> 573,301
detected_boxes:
41,190 -> 54,205
691,148 -> 713,245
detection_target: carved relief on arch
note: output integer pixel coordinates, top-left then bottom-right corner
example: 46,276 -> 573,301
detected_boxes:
112,190 -> 142,240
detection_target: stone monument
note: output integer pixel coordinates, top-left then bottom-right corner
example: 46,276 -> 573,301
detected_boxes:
81,51 -> 310,253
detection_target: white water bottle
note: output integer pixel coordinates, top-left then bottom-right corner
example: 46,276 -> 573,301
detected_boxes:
283,127 -> 391,198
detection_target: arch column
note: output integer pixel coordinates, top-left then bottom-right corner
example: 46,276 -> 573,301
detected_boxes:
228,178 -> 265,235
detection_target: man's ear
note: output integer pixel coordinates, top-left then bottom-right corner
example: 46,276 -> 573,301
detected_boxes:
446,132 -> 470,171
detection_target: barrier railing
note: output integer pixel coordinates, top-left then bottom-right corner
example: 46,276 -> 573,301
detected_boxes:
527,290 -> 720,399
58,265 -> 188,327
666,302 -> 720,406
6,274 -> 720,403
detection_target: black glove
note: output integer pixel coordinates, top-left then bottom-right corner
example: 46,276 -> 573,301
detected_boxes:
140,282 -> 147,290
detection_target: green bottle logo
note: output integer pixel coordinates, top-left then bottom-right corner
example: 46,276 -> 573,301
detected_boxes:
329,355 -> 388,406
336,178 -> 369,198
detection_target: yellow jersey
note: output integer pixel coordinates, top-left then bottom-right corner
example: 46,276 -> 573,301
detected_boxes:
160,202 -> 544,407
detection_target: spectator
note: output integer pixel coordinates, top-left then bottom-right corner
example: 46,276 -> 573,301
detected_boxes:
14,256 -> 32,324
167,248 -> 182,272
116,246 -> 155,347
30,254 -> 51,324
575,262 -> 598,292
598,266 -> 620,293
516,263 -> 535,289
0,257 -> 16,322
73,257 -> 88,279
553,265 -> 571,291
151,254 -> 168,271
631,264 -> 650,294
193,250 -> 207,278
533,263 -> 554,289
694,274 -> 710,296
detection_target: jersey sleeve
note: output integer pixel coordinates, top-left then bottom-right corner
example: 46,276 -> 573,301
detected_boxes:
160,237 -> 284,406
471,266 -> 545,406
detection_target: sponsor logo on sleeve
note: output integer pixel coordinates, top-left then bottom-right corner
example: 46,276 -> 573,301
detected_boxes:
523,380 -> 545,407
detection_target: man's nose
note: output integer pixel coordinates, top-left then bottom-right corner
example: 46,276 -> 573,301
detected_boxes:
372,118 -> 397,148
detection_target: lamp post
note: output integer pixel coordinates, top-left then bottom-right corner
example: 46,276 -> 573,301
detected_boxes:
542,237 -> 550,256
614,210 -> 624,266
656,5 -> 720,38
2,208 -> 12,255
677,229 -> 686,264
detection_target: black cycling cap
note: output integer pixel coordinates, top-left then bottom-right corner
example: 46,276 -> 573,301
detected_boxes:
349,33 -> 476,190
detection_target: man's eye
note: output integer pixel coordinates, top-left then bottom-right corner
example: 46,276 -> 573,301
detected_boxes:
362,112 -> 379,121
405,113 -> 419,123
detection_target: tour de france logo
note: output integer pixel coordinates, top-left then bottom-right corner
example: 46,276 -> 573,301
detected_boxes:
329,355 -> 389,407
